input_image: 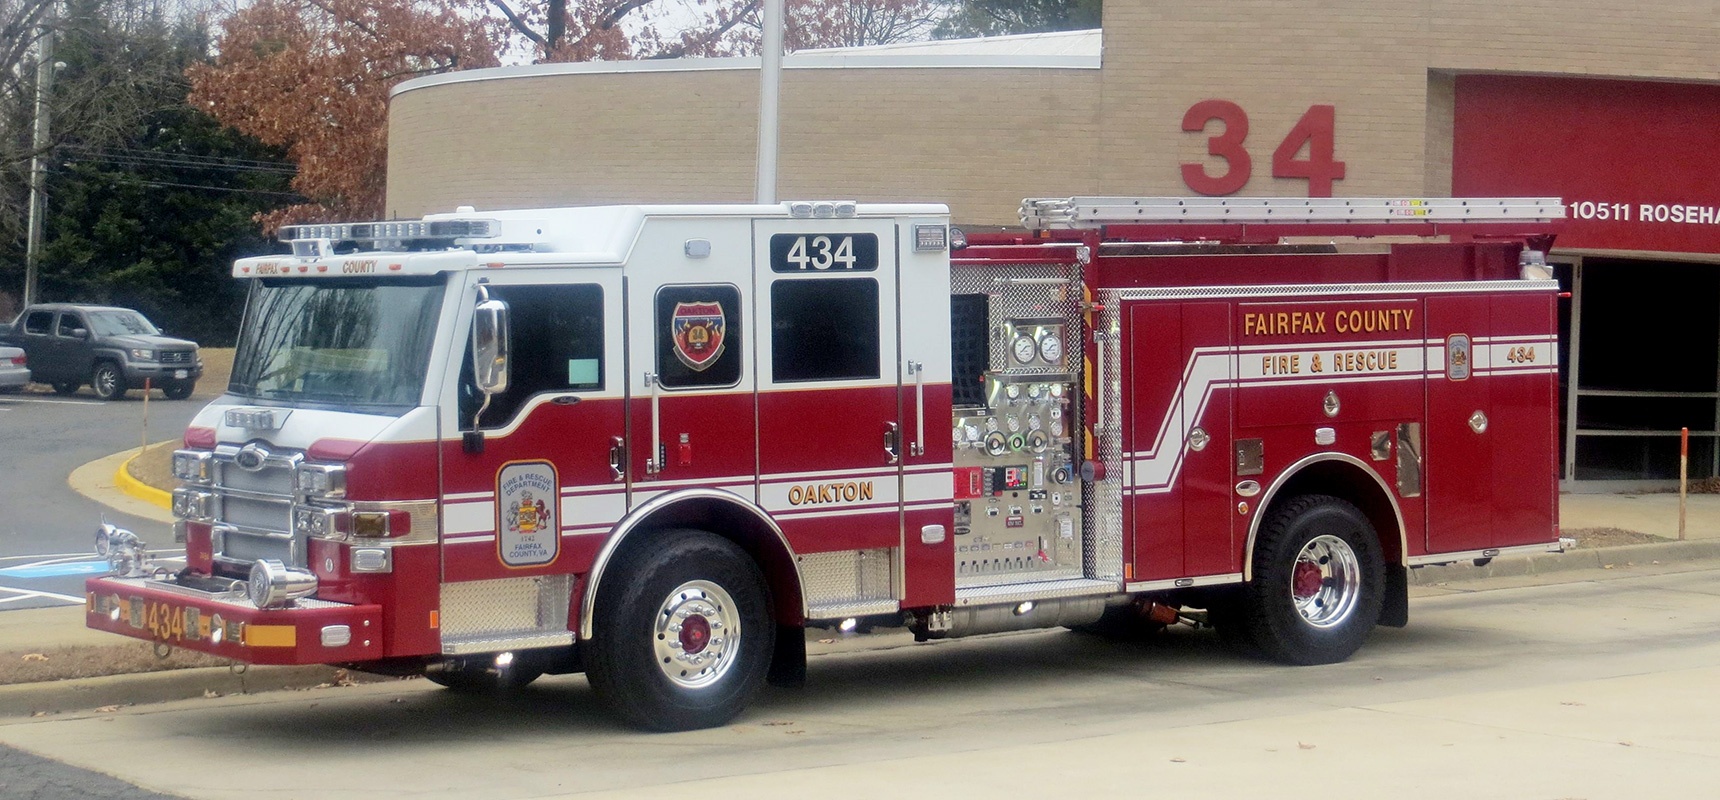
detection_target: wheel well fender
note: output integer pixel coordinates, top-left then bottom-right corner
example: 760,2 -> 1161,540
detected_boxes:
1243,452 -> 1406,583
578,488 -> 804,640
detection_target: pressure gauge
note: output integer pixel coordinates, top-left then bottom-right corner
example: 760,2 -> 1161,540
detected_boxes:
1038,334 -> 1063,363
1012,336 -> 1037,364
1005,383 -> 1022,400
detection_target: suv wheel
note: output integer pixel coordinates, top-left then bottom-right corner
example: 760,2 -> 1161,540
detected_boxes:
50,380 -> 80,396
91,362 -> 127,401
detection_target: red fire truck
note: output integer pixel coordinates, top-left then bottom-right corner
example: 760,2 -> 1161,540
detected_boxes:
85,195 -> 1567,730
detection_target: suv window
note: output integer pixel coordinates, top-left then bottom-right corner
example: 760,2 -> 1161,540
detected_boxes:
22,311 -> 53,335
54,313 -> 85,337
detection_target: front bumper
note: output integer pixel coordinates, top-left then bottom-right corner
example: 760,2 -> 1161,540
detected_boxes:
123,362 -> 203,386
86,575 -> 382,665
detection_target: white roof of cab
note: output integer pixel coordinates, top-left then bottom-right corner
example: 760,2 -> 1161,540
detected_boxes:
233,201 -> 950,279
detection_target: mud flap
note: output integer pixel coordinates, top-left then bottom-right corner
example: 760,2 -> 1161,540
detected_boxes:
767,623 -> 806,688
1378,563 -> 1409,628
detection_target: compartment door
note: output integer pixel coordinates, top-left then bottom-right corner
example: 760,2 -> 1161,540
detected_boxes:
1425,295 -> 1493,554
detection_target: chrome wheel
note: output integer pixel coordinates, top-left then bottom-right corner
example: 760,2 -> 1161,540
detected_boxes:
92,362 -> 124,400
1290,533 -> 1362,628
652,580 -> 740,689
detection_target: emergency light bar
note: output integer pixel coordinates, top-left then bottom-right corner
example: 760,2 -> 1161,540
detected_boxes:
1021,196 -> 1566,231
279,219 -> 497,248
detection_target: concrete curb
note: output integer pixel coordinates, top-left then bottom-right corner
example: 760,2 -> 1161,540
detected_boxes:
0,664 -> 369,718
1407,538 -> 1720,584
68,445 -> 176,525
114,450 -> 172,510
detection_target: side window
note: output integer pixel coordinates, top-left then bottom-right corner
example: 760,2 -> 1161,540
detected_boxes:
656,284 -> 742,389
22,311 -> 53,334
771,278 -> 880,382
54,313 -> 84,337
462,283 -> 604,429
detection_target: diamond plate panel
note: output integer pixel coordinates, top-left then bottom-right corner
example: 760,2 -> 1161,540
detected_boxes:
440,575 -> 573,641
798,549 -> 894,609
1087,293 -> 1124,582
951,260 -> 1084,375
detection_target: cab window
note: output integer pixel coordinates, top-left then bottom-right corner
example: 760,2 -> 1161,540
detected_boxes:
770,277 -> 880,382
461,283 -> 604,429
655,284 -> 742,390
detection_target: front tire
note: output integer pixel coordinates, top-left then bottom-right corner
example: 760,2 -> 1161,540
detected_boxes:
585,529 -> 773,731
91,362 -> 126,401
1233,495 -> 1384,665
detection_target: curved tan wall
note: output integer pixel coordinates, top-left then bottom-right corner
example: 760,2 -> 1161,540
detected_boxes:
386,0 -> 1720,225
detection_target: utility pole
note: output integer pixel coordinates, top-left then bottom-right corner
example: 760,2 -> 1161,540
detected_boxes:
23,2 -> 58,308
754,0 -> 782,204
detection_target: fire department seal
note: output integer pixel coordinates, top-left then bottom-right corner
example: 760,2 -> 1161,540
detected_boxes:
497,461 -> 558,567
1446,333 -> 1472,382
670,301 -> 726,372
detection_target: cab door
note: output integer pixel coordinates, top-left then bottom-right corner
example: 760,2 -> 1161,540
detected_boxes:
753,219 -> 906,603
439,268 -> 629,585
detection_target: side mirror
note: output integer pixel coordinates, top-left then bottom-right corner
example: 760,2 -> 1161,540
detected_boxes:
472,295 -> 510,395
464,286 -> 509,454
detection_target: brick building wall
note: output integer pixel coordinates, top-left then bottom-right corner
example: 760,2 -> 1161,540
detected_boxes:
385,0 -> 1720,225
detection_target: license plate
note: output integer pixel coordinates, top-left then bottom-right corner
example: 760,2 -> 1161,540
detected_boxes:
174,369 -> 189,379
133,598 -> 205,642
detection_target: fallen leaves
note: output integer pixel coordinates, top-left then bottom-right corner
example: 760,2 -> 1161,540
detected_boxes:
21,653 -> 48,662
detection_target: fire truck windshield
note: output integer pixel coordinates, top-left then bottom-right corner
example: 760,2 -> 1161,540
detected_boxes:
228,276 -> 446,408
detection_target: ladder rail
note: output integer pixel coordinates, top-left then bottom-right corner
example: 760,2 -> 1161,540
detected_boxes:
1022,196 -> 1566,231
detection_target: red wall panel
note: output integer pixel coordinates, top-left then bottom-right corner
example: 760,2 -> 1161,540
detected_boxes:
1453,75 -> 1720,254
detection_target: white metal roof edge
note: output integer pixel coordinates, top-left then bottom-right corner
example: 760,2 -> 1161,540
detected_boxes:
391,53 -> 1099,98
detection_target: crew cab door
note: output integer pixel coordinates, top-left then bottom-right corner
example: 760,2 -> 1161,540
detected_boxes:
438,268 -> 628,585
754,219 -> 909,610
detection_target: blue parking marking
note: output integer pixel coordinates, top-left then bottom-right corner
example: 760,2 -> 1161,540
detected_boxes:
0,561 -> 111,578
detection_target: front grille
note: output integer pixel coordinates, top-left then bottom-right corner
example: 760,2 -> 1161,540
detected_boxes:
208,445 -> 303,573
160,350 -> 194,366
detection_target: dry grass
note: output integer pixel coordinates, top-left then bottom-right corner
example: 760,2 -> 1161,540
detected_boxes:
3,643 -> 231,686
1563,527 -> 1671,549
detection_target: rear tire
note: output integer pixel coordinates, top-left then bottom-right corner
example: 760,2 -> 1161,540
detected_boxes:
585,529 -> 773,731
51,380 -> 79,396
91,362 -> 126,401
1233,495 -> 1384,665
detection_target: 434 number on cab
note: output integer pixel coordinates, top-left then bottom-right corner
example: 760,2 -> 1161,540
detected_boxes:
769,233 -> 879,273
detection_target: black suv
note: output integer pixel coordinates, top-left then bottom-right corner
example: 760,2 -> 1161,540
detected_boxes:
2,304 -> 202,400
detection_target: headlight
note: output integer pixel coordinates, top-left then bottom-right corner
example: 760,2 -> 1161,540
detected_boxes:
247,559 -> 318,609
171,488 -> 217,520
130,348 -> 156,361
172,450 -> 214,483
295,463 -> 347,499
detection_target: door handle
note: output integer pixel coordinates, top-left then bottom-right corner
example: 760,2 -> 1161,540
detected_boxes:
608,436 -> 626,482
884,422 -> 900,465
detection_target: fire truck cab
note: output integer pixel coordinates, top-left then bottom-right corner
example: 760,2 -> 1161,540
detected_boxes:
85,196 -> 1567,731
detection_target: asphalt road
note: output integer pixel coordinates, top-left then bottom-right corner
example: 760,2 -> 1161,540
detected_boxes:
0,390 -> 202,610
2,564 -> 1718,800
